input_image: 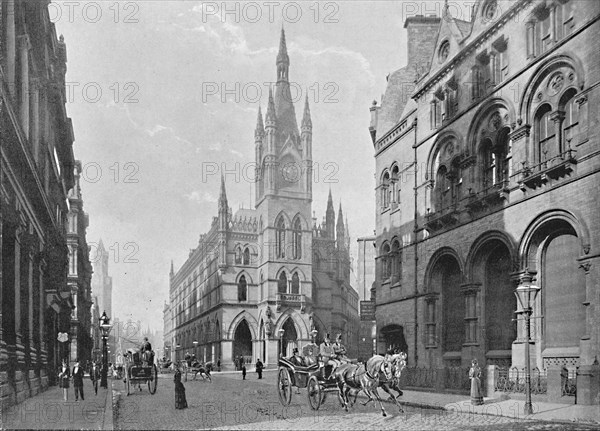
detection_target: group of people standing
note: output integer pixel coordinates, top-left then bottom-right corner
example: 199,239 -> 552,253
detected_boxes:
57,359 -> 103,402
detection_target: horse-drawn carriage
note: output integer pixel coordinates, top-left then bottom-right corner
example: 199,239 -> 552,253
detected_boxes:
278,355 -> 346,410
277,350 -> 407,416
123,350 -> 158,395
183,360 -> 213,382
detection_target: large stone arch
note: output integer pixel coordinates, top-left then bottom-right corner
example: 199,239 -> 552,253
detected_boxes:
274,309 -> 309,340
425,130 -> 464,181
465,230 -> 518,281
466,97 -> 516,155
424,246 -> 464,291
227,311 -> 259,340
518,209 -> 590,271
519,54 -> 585,123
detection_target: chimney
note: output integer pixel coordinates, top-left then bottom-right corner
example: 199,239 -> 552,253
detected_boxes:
404,15 -> 442,69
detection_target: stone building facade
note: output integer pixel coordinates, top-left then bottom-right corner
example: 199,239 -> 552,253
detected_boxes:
1,1 -> 77,407
370,0 -> 599,403
166,29 -> 359,369
66,161 -> 93,365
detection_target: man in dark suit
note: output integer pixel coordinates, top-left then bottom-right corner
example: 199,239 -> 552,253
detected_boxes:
90,361 -> 101,395
72,360 -> 85,401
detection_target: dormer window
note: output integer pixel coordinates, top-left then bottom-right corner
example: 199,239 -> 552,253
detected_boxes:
438,40 -> 450,63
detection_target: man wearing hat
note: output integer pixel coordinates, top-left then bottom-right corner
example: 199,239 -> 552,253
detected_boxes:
333,333 -> 348,363
319,333 -> 339,379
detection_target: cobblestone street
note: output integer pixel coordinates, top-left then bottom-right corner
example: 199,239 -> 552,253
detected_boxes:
112,371 -> 597,430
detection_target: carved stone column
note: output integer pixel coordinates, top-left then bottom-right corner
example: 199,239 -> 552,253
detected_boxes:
18,34 -> 32,139
14,222 -> 25,364
6,0 -> 16,97
550,110 -> 565,155
39,245 -> 48,365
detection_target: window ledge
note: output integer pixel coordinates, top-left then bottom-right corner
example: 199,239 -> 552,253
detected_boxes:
391,282 -> 402,289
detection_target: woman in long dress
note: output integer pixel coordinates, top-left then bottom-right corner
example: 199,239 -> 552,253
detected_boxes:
174,366 -> 188,409
469,359 -> 484,405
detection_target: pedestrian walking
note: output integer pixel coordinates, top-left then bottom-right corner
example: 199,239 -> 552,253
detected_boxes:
255,358 -> 264,379
469,359 -> 484,405
90,361 -> 100,395
72,359 -> 85,401
242,364 -> 247,380
174,365 -> 188,409
217,358 -> 221,372
58,359 -> 70,401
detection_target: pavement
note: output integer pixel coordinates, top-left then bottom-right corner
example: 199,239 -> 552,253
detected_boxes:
1,377 -> 113,430
3,369 -> 599,430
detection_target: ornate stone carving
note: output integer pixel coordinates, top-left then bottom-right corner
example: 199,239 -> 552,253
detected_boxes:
578,262 -> 591,274
547,72 -> 564,96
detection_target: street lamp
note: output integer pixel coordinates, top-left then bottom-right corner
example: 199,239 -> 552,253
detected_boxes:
99,311 -> 112,389
514,277 -> 541,416
193,340 -> 198,358
278,328 -> 285,358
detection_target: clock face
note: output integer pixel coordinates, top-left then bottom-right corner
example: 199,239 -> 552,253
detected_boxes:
439,41 -> 450,63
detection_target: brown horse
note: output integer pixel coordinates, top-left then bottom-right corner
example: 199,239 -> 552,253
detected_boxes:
333,354 -> 393,416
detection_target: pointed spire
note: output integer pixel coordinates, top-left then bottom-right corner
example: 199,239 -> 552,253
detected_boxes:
301,94 -> 312,130
255,106 -> 265,139
265,86 -> 277,125
170,260 -> 174,277
219,173 -> 228,207
277,26 -> 289,66
337,202 -> 344,228
325,189 -> 335,239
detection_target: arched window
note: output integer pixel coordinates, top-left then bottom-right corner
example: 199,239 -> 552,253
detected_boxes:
379,243 -> 391,281
291,272 -> 300,294
243,247 -> 250,265
276,217 -> 286,258
435,166 -> 450,211
238,275 -> 247,302
536,104 -> 556,163
381,172 -> 390,209
235,246 -> 242,264
292,218 -> 302,260
313,252 -> 320,270
561,89 -> 579,148
481,138 -> 496,188
391,165 -> 400,206
278,272 -> 287,294
391,240 -> 402,283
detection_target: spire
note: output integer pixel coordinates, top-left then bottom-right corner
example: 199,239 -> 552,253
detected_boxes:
337,202 -> 345,231
276,26 -> 289,69
170,260 -> 174,278
255,106 -> 265,139
325,189 -> 335,239
301,94 -> 312,130
274,28 -> 299,139
219,173 -> 228,209
265,86 -> 277,125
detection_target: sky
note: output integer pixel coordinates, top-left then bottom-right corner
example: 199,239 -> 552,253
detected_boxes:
53,0 -> 473,332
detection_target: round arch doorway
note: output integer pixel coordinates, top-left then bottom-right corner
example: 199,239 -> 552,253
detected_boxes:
380,324 -> 408,355
281,318 -> 298,358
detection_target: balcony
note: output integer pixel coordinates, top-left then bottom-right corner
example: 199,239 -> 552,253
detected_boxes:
519,149 -> 577,190
424,204 -> 459,233
276,293 -> 306,313
464,180 -> 509,215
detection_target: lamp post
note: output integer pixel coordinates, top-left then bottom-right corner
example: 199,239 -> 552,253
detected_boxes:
278,328 -> 285,358
99,311 -> 112,389
193,341 -> 198,358
514,278 -> 541,416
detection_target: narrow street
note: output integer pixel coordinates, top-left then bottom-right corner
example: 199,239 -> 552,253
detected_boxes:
112,371 -> 597,430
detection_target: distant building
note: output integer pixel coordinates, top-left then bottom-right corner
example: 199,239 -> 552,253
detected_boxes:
356,236 -> 376,361
91,240 -> 112,319
165,29 -> 359,369
66,161 -> 93,365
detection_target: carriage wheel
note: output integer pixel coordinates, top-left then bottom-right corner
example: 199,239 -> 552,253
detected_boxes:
307,376 -> 323,410
148,364 -> 158,394
277,368 -> 293,406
